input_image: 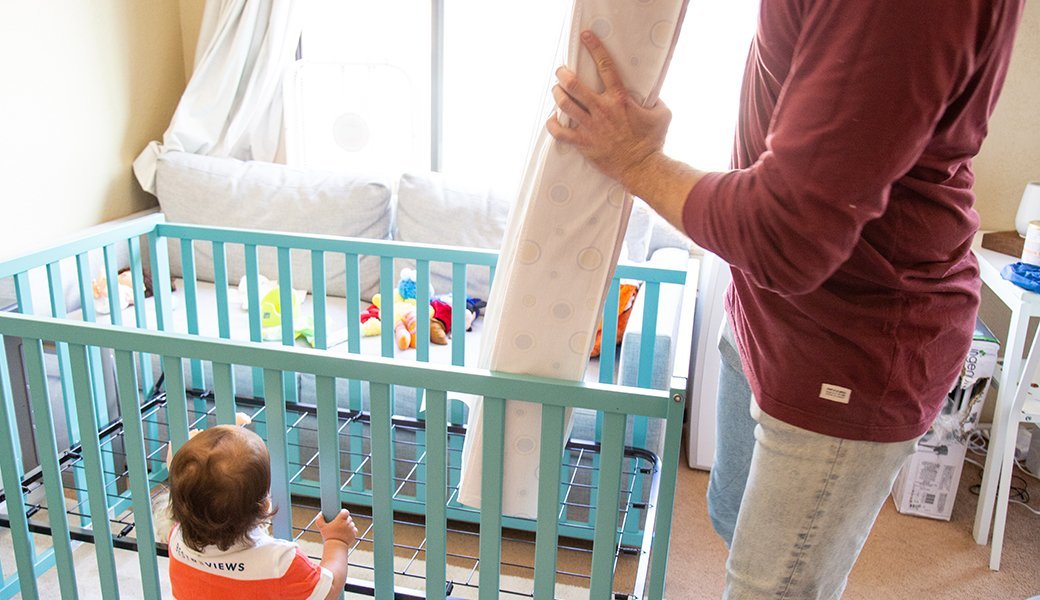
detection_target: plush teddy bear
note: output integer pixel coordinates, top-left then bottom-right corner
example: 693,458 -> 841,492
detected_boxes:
92,270 -> 135,315
362,271 -> 454,346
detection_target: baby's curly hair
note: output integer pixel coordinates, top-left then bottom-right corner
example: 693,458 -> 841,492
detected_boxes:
169,425 -> 274,552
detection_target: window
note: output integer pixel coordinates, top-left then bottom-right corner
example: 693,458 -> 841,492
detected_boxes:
295,1 -> 759,193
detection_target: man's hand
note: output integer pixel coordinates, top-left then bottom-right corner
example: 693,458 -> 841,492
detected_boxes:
547,31 -> 673,188
546,30 -> 704,235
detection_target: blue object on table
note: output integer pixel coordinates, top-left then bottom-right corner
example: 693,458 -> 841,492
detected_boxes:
1000,261 -> 1040,293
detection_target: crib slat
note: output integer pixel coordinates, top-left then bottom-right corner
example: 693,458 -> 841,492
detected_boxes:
0,335 -> 41,599
416,259 -> 431,362
316,375 -> 341,520
45,263 -> 78,441
180,240 -> 204,390
76,253 -> 118,498
312,251 -> 328,350
162,356 -> 191,456
414,260 -> 431,423
344,253 -> 364,493
213,241 -> 231,339
244,244 -> 265,398
126,236 -> 154,394
423,389 -> 447,600
599,278 -> 622,386
113,350 -> 162,599
68,343 -> 121,599
533,403 -> 566,599
12,269 -> 34,316
213,362 -> 236,425
147,228 -> 173,332
479,396 -> 505,600
277,248 -> 298,403
22,336 -> 79,598
379,257 -> 395,358
451,263 -> 467,367
263,368 -> 293,539
647,394 -> 685,600
75,253 -> 97,325
369,382 -> 396,598
626,280 -> 662,545
75,253 -> 111,413
102,244 -> 122,325
9,275 -> 33,510
44,262 -> 89,523
278,247 -> 295,346
637,281 -> 661,390
589,412 -> 626,599
345,253 -> 362,361
448,264 -> 468,432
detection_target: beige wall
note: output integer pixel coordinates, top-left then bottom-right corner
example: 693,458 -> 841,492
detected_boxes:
179,0 -> 206,77
974,0 -> 1040,230
975,3 -> 1040,411
0,1 -> 186,260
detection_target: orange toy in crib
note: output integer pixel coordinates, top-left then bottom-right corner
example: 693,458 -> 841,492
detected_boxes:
395,308 -> 418,350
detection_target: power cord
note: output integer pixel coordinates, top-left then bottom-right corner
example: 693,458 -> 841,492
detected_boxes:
964,428 -> 1040,515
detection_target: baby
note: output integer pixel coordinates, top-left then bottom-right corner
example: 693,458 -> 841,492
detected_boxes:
167,425 -> 356,600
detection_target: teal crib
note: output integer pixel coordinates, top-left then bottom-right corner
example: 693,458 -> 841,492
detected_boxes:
0,213 -> 694,599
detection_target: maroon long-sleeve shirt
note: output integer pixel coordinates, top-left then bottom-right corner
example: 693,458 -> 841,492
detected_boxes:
683,0 -> 1024,442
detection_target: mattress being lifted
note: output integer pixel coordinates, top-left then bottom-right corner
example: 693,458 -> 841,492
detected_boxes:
458,0 -> 689,518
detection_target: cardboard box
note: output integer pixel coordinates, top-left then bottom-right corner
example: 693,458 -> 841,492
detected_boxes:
891,317 -> 1000,520
891,437 -> 968,520
944,317 -> 1000,437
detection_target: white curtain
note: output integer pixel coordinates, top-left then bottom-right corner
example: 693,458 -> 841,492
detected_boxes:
133,0 -> 302,194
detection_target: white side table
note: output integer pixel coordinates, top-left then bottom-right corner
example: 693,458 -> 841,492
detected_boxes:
971,234 -> 1040,544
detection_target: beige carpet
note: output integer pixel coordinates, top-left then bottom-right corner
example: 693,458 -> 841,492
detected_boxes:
664,445 -> 1040,599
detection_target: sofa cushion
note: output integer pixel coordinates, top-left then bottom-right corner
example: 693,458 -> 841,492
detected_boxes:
395,171 -> 510,300
155,151 -> 393,300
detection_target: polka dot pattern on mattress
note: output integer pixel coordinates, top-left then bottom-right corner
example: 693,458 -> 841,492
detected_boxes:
458,0 -> 689,519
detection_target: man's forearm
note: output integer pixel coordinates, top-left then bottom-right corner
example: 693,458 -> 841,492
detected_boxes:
618,150 -> 705,237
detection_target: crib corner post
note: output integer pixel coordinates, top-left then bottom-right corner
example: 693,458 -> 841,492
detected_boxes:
646,383 -> 687,600
0,334 -> 40,599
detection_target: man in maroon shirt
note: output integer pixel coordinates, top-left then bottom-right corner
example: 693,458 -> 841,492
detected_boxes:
549,1 -> 1024,596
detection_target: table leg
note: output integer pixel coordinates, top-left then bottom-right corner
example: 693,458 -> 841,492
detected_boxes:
973,307 -> 1029,544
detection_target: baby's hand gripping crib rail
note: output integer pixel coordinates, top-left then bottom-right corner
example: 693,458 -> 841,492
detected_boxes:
0,213 -> 694,599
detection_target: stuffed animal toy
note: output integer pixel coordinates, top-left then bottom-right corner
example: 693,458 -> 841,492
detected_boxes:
397,267 -> 434,302
362,287 -> 453,347
395,306 -> 418,349
92,270 -> 135,315
435,294 -> 487,332
429,299 -> 451,344
590,281 -> 641,358
360,302 -> 382,336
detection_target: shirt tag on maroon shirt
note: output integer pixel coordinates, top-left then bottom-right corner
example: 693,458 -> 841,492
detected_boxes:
819,384 -> 851,404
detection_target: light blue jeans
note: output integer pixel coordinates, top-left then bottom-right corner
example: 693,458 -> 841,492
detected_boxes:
708,323 -> 919,599
706,322 -> 756,545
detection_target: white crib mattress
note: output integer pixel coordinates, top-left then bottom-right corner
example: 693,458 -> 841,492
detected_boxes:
72,279 -> 618,384
458,0 -> 689,518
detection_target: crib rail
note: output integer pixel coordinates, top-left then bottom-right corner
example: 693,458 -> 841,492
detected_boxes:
0,312 -> 686,600
0,213 -> 693,598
